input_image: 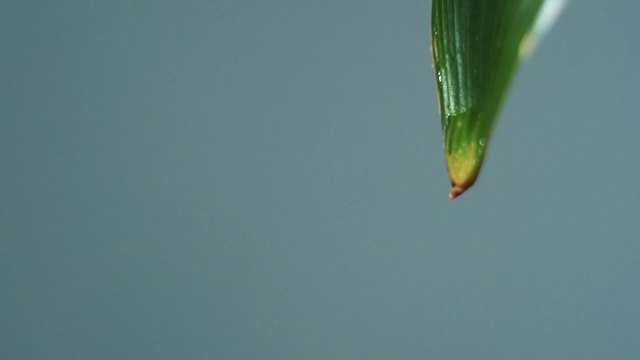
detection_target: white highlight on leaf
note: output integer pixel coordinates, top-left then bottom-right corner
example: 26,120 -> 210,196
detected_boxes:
519,0 -> 568,59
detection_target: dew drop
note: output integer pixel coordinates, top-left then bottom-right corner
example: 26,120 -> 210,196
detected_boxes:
479,138 -> 486,146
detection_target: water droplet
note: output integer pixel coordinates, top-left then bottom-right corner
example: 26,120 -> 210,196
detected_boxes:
479,138 -> 486,146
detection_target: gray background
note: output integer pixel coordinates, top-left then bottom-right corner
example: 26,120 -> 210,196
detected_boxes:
2,1 -> 639,359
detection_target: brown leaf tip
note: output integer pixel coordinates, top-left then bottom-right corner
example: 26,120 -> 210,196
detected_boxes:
448,185 -> 466,200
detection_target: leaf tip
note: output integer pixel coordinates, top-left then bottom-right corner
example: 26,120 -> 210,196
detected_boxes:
448,185 -> 467,200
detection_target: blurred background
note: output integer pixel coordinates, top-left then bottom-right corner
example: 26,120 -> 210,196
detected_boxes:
1,1 -> 639,359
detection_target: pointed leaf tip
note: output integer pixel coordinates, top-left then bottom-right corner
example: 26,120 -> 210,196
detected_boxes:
448,185 -> 467,200
432,0 -> 566,198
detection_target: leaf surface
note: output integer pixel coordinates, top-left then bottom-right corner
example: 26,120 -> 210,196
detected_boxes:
431,0 -> 566,199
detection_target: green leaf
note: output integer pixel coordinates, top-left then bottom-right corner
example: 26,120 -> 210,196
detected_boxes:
431,0 -> 566,199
